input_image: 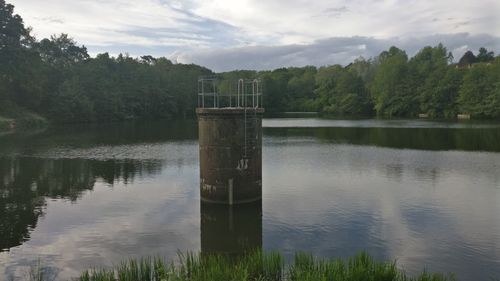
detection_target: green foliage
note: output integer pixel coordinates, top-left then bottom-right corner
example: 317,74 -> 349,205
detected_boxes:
36,34 -> 89,67
1,0 -> 500,122
458,51 -> 477,66
78,251 -> 456,281
315,65 -> 372,115
0,1 -> 211,123
0,0 -> 33,49
419,66 -> 463,118
260,69 -> 292,112
410,44 -> 455,118
0,101 -> 47,132
370,46 -> 412,117
0,0 -> 40,109
288,252 -> 400,281
457,47 -> 495,66
458,58 -> 500,118
476,47 -> 495,63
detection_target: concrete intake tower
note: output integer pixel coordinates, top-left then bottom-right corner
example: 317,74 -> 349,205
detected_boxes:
197,77 -> 264,204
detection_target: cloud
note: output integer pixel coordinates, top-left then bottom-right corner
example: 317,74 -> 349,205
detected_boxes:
191,0 -> 500,43
318,6 -> 350,17
34,16 -> 65,24
173,33 -> 500,71
10,0 -> 241,53
8,0 -> 500,70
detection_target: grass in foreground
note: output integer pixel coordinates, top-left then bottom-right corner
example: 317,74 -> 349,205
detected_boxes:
79,251 -> 455,281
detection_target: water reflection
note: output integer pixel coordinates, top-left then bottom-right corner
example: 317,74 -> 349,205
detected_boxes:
0,157 -> 164,251
0,119 -> 499,280
262,141 -> 500,280
265,126 -> 500,151
0,120 -> 198,157
201,201 -> 262,256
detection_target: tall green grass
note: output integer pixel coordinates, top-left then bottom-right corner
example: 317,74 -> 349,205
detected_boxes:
79,250 -> 455,281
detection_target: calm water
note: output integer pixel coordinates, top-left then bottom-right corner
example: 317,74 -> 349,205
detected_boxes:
1,118 -> 500,280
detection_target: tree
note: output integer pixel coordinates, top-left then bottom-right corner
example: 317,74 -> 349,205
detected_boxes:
36,34 -> 89,67
420,66 -> 463,118
286,66 -> 317,111
458,51 -> 477,66
260,68 -> 291,112
410,44 -> 453,117
0,0 -> 42,111
347,57 -> 376,84
476,47 -> 494,63
370,46 -> 412,116
315,65 -> 371,115
3,0 -> 500,123
457,58 -> 500,117
0,0 -> 33,50
1,0 -> 29,105
49,76 -> 94,122
140,55 -> 157,65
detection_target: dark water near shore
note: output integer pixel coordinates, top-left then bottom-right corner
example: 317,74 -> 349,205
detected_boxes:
1,118 -> 499,280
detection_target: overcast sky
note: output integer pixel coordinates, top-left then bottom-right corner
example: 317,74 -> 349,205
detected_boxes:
9,0 -> 500,71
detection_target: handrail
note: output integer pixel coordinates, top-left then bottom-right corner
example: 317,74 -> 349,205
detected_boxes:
198,77 -> 263,109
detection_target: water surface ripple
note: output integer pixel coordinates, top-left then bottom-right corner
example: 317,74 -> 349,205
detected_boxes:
0,119 -> 499,281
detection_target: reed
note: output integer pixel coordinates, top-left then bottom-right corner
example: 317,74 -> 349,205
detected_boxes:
78,250 -> 456,281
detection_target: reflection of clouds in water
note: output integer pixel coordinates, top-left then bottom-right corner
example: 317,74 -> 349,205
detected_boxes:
263,141 -> 500,280
0,156 -> 182,254
1,163 -> 200,280
264,208 -> 389,261
1,127 -> 500,280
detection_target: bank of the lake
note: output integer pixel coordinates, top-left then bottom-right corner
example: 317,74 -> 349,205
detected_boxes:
0,114 -> 48,134
0,116 -> 14,131
0,104 -> 49,134
78,251 -> 453,281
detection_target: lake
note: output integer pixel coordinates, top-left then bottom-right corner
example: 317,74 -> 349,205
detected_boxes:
1,118 -> 499,280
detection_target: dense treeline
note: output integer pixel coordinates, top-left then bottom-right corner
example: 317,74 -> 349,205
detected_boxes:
1,0 -> 500,125
252,45 -> 500,118
0,0 -> 212,123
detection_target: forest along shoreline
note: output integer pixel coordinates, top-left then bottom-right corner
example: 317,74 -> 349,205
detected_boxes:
2,0 -> 500,132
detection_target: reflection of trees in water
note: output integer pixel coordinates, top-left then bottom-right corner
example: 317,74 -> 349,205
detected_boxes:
265,127 -> 500,151
384,164 -> 404,182
267,126 -> 500,184
0,157 -> 163,251
92,159 -> 163,185
0,120 -> 198,156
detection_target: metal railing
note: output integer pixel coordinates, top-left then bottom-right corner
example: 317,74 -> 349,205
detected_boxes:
198,77 -> 263,108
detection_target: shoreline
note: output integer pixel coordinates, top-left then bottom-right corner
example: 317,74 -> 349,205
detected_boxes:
0,114 -> 49,134
76,251 -> 455,281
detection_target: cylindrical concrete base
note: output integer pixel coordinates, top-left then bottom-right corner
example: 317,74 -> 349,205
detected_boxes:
197,108 -> 264,204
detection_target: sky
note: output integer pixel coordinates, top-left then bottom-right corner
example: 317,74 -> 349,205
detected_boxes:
9,0 -> 500,72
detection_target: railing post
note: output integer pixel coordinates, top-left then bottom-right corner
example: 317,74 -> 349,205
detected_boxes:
213,80 -> 216,108
238,79 -> 244,108
201,80 -> 205,108
198,77 -> 262,109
